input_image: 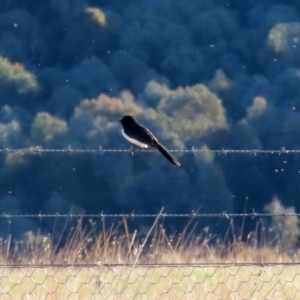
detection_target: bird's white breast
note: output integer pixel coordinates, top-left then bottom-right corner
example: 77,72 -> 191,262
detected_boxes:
122,129 -> 148,148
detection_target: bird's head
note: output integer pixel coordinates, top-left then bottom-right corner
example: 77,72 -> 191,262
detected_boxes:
119,115 -> 137,127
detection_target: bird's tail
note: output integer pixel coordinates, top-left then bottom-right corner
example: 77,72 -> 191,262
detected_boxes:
157,143 -> 180,166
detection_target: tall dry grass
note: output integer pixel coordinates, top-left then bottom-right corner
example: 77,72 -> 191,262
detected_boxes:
0,210 -> 298,266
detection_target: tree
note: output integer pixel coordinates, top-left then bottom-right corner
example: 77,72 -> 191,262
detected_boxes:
31,112 -> 67,145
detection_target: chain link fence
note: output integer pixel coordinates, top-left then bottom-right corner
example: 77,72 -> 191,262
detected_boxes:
0,263 -> 298,299
0,148 -> 296,298
0,210 -> 298,299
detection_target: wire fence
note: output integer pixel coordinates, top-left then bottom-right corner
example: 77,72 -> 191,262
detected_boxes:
0,262 -> 298,299
0,213 -> 298,299
0,212 -> 299,218
0,146 -> 299,155
0,145 -> 299,298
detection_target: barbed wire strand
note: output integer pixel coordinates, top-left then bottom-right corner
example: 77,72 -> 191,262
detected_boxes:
0,212 -> 300,218
0,147 -> 298,155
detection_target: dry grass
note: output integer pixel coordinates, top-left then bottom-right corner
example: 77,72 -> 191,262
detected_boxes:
0,213 -> 299,299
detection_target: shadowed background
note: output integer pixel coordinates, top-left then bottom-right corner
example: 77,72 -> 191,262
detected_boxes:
0,0 -> 299,240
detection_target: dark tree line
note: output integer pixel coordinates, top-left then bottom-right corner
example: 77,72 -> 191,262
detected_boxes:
0,0 -> 299,238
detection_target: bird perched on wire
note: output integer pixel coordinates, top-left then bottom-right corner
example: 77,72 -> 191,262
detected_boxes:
119,115 -> 180,166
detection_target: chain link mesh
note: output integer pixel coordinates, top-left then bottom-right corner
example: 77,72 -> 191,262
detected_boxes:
0,211 -> 298,299
0,263 -> 298,299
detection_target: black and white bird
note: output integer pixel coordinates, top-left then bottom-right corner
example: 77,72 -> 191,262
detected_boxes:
119,115 -> 180,166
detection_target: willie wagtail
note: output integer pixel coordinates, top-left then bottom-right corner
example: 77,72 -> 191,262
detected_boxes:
119,115 -> 180,166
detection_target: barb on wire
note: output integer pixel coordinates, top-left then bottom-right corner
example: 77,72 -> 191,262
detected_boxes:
1,212 -> 300,219
0,147 -> 299,155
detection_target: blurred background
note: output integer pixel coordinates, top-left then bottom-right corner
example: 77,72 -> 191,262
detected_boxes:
0,0 -> 300,239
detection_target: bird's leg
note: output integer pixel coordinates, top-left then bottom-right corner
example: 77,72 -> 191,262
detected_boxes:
130,146 -> 143,155
130,146 -> 137,155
